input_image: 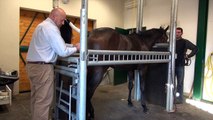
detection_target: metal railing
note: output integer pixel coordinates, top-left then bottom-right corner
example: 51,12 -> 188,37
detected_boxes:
88,50 -> 170,66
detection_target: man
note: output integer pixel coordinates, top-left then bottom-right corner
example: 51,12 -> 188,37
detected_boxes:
175,27 -> 198,104
26,8 -> 80,120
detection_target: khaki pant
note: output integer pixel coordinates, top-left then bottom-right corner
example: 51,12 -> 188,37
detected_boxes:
26,63 -> 54,120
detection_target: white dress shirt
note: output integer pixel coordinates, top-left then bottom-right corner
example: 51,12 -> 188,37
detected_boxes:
27,18 -> 77,63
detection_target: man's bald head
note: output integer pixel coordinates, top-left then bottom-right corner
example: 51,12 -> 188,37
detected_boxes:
49,8 -> 66,28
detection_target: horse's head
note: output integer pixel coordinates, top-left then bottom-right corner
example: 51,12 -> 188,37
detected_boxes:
153,26 -> 169,43
159,26 -> 169,43
60,19 -> 73,44
136,26 -> 169,50
138,26 -> 169,43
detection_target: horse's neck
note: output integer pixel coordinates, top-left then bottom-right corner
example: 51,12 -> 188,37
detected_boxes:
131,34 -> 155,51
143,38 -> 156,50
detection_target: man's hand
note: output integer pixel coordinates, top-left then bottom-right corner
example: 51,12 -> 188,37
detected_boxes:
74,43 -> 80,51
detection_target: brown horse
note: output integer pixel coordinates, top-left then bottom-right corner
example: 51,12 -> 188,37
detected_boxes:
86,26 -> 169,119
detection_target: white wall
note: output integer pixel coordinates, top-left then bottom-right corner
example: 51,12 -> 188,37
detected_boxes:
0,1 -> 20,95
203,0 -> 213,101
124,0 -> 199,94
124,0 -> 171,29
20,0 -> 124,28
178,0 -> 199,94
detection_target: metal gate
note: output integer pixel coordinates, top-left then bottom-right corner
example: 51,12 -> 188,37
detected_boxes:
54,49 -> 170,120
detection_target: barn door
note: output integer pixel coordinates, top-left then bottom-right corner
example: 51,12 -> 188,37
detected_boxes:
19,10 -> 47,92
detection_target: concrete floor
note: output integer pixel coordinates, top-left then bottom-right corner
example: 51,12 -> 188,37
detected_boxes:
1,83 -> 213,120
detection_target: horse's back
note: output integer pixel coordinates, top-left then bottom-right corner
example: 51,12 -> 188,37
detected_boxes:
88,27 -> 134,50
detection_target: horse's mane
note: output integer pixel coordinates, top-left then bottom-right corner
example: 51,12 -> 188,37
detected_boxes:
60,19 -> 73,44
136,27 -> 167,41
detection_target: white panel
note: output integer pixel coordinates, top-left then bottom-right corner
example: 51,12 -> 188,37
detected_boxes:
203,0 -> 213,102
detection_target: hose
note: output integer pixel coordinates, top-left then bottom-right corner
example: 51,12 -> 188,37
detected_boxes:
203,52 -> 213,101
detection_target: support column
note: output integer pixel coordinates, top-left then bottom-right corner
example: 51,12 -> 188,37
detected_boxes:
78,0 -> 88,120
134,0 -> 144,101
166,0 -> 178,112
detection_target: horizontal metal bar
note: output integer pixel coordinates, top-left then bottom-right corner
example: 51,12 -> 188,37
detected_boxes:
55,69 -> 78,78
55,65 -> 78,74
88,59 -> 170,66
57,56 -> 79,63
56,104 -> 76,117
60,99 -> 69,106
56,87 -> 77,99
56,50 -> 170,67
87,50 -> 170,66
56,104 -> 69,114
88,49 -> 170,55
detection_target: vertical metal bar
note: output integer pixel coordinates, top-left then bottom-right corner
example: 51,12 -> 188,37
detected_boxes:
54,73 -> 59,120
78,0 -> 88,120
135,0 -> 144,101
134,70 -> 141,101
53,0 -> 59,8
136,0 -> 144,33
69,85 -> 72,120
166,0 -> 178,112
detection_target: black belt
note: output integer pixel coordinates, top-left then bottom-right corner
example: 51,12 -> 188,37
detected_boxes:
27,61 -> 53,64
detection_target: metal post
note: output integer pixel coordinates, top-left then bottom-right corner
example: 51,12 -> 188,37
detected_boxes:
134,70 -> 141,100
78,0 -> 88,120
53,0 -> 59,8
134,0 -> 144,101
166,0 -> 178,112
136,0 -> 144,33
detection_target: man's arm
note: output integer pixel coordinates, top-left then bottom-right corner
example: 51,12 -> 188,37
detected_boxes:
185,40 -> 198,58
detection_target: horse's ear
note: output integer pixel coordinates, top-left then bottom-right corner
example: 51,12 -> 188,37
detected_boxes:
165,26 -> 169,32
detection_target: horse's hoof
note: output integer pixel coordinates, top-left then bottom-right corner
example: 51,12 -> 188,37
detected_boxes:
128,101 -> 133,107
87,116 -> 94,120
143,108 -> 149,114
87,117 -> 95,120
142,105 -> 149,114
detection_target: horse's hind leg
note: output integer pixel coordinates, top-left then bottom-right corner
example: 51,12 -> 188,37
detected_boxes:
87,66 -> 108,119
139,66 -> 149,113
140,79 -> 148,113
127,71 -> 134,106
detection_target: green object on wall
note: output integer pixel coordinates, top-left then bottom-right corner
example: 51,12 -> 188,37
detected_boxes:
20,46 -> 29,52
193,0 -> 209,100
115,27 -> 129,35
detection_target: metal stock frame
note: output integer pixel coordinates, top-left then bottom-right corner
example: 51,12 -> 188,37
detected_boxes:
54,0 -> 178,119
